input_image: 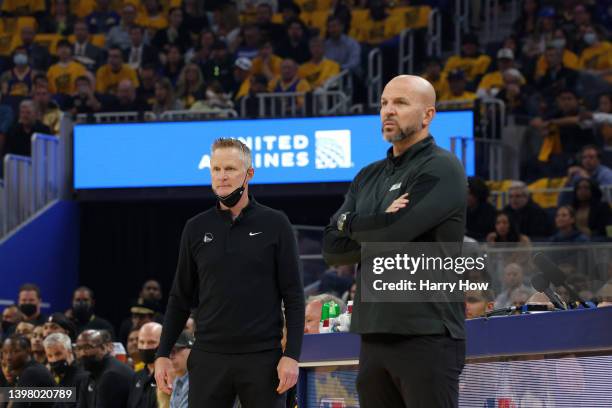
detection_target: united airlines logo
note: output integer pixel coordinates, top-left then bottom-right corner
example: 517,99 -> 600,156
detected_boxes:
315,130 -> 352,169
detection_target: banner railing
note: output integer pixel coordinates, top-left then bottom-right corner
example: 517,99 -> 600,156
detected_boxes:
367,48 -> 383,110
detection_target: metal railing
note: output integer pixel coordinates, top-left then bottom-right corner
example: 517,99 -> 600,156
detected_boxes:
313,90 -> 351,116
480,97 -> 507,140
75,111 -> 157,123
427,8 -> 442,57
158,109 -> 238,121
398,28 -> 415,75
483,0 -> 522,44
450,136 -> 506,180
454,0 -> 470,55
240,91 -> 308,117
31,134 -> 60,213
321,69 -> 353,98
2,154 -> 33,235
367,48 -> 383,110
490,184 -> 612,209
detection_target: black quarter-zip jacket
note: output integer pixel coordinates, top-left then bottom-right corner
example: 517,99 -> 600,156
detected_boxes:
157,198 -> 305,361
323,136 -> 467,339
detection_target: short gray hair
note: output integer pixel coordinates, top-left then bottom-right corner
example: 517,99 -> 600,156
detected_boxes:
508,180 -> 528,196
211,138 -> 252,170
43,332 -> 72,352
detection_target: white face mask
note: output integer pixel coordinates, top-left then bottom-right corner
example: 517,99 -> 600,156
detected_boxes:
13,53 -> 28,66
551,39 -> 566,49
584,32 -> 597,45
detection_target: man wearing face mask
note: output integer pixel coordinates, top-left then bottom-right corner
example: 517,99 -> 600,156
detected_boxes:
0,47 -> 35,98
16,284 -> 47,326
155,138 -> 304,408
128,322 -> 166,408
43,332 -> 88,408
71,286 -> 115,338
76,330 -> 134,408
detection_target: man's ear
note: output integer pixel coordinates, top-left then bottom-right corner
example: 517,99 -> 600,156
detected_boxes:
247,167 -> 255,180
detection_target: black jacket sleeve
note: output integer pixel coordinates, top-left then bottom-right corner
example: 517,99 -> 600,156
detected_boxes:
157,222 -> 198,358
276,214 -> 305,361
97,371 -> 132,408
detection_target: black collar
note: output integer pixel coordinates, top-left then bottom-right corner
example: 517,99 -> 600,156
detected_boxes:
385,135 -> 434,171
215,195 -> 258,223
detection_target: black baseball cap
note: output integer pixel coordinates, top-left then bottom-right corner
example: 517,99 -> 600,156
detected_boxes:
46,313 -> 76,340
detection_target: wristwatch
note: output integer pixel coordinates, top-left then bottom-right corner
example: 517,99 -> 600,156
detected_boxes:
337,212 -> 351,232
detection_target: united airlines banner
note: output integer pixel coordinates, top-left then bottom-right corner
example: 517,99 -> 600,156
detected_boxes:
74,112 -> 474,189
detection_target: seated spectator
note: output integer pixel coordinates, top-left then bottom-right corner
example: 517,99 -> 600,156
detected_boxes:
4,100 -> 50,158
32,85 -> 61,134
31,325 -> 46,364
127,328 -> 143,371
477,48 -> 521,98
520,6 -> 556,64
1,352 -> 15,386
237,74 -> 271,117
561,145 -> 612,204
443,33 -> 491,89
299,37 -> 340,90
550,205 -> 590,243
18,26 -> 51,72
534,29 -> 579,80
66,75 -> 109,114
465,289 -> 495,319
251,40 -> 282,81
43,332 -> 89,406
231,57 -> 253,100
118,297 -> 162,348
181,0 -> 209,38
39,0 -> 76,36
107,4 -> 139,51
1,305 -> 23,341
342,281 -> 357,303
152,78 -> 184,114
43,312 -> 76,341
128,322 -> 166,408
169,331 -> 193,408
486,211 -> 531,244
466,176 -> 497,240
439,69 -> 476,109
276,18 -> 311,65
536,46 -> 579,101
494,263 -> 534,309
1,0 -> 45,16
304,294 -> 345,334
201,41 -> 235,94
325,16 -> 361,76
503,181 -> 554,238
421,58 -> 449,100
269,59 -> 311,94
107,79 -> 145,112
255,3 -> 285,47
15,322 -> 35,337
186,30 -> 216,67
578,25 -> 612,81
176,63 -> 206,109
235,25 -> 261,60
96,47 -> 140,95
86,0 -> 120,34
136,0 -> 168,33
160,45 -> 185,87
16,284 -> 47,326
509,287 -> 533,308
73,20 -> 106,71
352,0 -> 399,46
211,3 -> 241,52
571,178 -> 612,238
152,7 -> 191,54
495,68 -> 530,121
125,26 -> 159,71
0,47 -> 36,98
318,264 -> 354,298
76,330 -> 134,408
71,286 -> 115,338
2,335 -> 55,395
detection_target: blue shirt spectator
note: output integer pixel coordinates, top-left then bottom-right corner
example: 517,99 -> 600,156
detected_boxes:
169,373 -> 189,408
324,16 -> 361,75
559,145 -> 612,205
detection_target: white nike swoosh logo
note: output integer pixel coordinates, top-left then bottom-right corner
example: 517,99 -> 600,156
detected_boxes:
249,232 -> 263,236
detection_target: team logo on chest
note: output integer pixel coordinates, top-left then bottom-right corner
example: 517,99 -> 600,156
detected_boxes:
203,233 -> 214,243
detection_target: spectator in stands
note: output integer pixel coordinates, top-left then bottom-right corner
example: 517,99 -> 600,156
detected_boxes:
32,85 -> 61,134
443,33 -> 491,89
534,29 -> 579,80
136,65 -> 157,108
152,7 -> 191,54
325,15 -> 361,76
187,30 -> 216,67
181,0 -> 209,38
269,58 -> 311,99
127,328 -> 143,371
562,145 -> 612,197
86,0 -> 120,34
1,353 -> 15,385
1,305 -> 23,341
109,79 -> 142,112
477,48 -> 521,98
2,335 -> 55,393
76,330 -> 134,408
230,57 -> 252,100
151,78 -> 184,114
421,58 -> 449,100
513,0 -> 539,40
169,331 -> 193,408
107,4 -> 139,50
211,4 -> 242,52
0,47 -> 35,98
1,0 -> 45,17
318,264 -> 354,299
96,46 -> 140,95
509,287 -> 533,308
304,294 -> 345,334
580,94 -> 612,150
276,18 -> 311,65
71,286 -> 115,338
136,0 -> 168,33
494,263 -> 534,308
495,68 -> 530,122
30,326 -> 46,364
15,322 -> 35,338
19,26 -> 50,72
73,20 -> 106,71
128,322 -> 166,408
520,6 -> 556,63
125,26 -> 159,71
550,205 -> 590,243
439,69 -> 476,109
464,289 -> 495,319
578,25 -> 612,78
571,178 -> 612,238
201,41 -> 235,93
43,332 -> 88,407
174,64 -> 205,109
67,75 -> 106,114
118,299 -> 160,349
536,46 -> 579,101
237,74 -> 270,117
503,181 -> 554,238
16,284 -> 47,326
43,313 -> 76,341
39,0 -> 76,36
255,3 -> 284,45
140,280 -> 163,308
251,40 -> 282,82
160,45 -> 185,86
299,37 -> 340,90
486,211 -> 531,244
235,25 -> 262,60
3,100 -> 50,158
466,176 -> 497,240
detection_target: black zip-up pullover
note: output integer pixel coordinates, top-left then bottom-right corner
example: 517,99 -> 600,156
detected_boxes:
323,136 -> 467,339
157,198 -> 305,360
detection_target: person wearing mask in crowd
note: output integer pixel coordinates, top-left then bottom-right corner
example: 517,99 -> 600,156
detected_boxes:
43,332 -> 88,407
465,289 -> 495,319
127,328 -> 143,371
160,45 -> 185,87
466,176 -> 497,240
107,4 -> 138,50
128,322 -> 166,408
176,63 -> 206,109
276,18 -> 311,65
30,326 -> 46,364
15,284 -> 47,326
494,263 -> 534,309
152,7 -> 191,54
251,40 -> 283,82
86,0 -> 120,34
18,26 -> 50,72
14,322 -> 35,338
534,29 -> 579,80
76,330 -> 134,408
421,58 -> 449,100
43,313 -> 76,341
0,47 -> 35,98
151,78 -> 184,115
3,100 -> 50,159
96,46 -> 140,95
1,306 -> 23,341
168,331 -> 193,408
536,46 -> 579,102
439,69 -> 476,109
125,25 -> 159,71
32,85 -> 61,134
443,33 -> 491,89
578,25 -> 612,81
136,0 -> 168,34
571,178 -> 612,239
201,41 -> 235,95
72,20 -> 106,71
325,16 -> 361,76
137,65 -> 158,108
503,182 -> 554,238
549,205 -> 590,243
71,286 -> 115,338
477,48 -> 522,98
299,37 -> 340,90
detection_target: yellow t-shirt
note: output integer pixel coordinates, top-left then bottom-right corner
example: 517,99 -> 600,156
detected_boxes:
421,72 -> 449,99
95,64 -> 140,94
294,0 -> 332,12
251,55 -> 282,78
579,41 -> 612,71
234,79 -> 250,100
439,91 -> 477,109
350,18 -> 401,45
443,55 -> 492,82
298,58 -> 340,89
136,12 -> 168,31
1,0 -> 45,14
535,49 -> 579,78
47,61 -> 87,95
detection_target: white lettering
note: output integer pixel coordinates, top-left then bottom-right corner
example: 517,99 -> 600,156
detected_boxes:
459,280 -> 489,291
296,152 -> 309,167
263,153 -> 279,167
294,134 -> 309,149
263,135 -> 276,150
278,135 -> 292,150
281,152 -> 295,167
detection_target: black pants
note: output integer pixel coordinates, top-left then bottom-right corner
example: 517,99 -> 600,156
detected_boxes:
187,348 -> 286,408
356,334 -> 465,408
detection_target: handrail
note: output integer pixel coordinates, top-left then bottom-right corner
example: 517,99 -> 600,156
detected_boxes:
159,109 -> 238,120
427,8 -> 442,57
3,154 -> 33,234
367,48 -> 382,110
313,89 -> 350,116
398,28 -> 414,75
454,0 -> 470,55
321,69 -> 353,98
450,136 -> 507,180
31,133 -> 60,213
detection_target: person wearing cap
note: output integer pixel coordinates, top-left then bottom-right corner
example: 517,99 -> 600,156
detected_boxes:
443,33 -> 491,85
168,331 -> 193,408
43,312 -> 77,341
232,56 -> 253,100
155,138 -> 304,408
118,297 -> 161,348
439,69 -> 476,109
476,48 -> 524,97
